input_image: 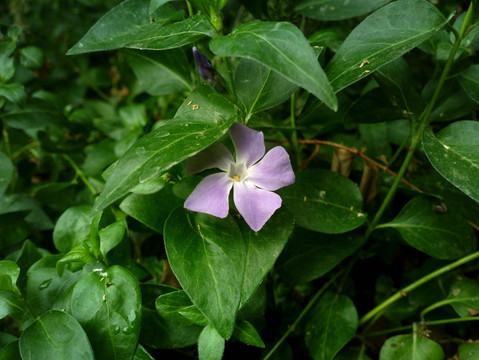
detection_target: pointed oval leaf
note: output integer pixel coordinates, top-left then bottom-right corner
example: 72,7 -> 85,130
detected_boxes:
53,205 -> 93,253
379,334 -> 444,360
232,320 -> 265,348
295,0 -> 390,21
19,310 -> 95,360
198,325 -> 225,360
93,86 -> 235,213
423,121 -> 479,204
0,261 -> 20,290
305,292 -> 358,360
155,290 -> 196,325
210,22 -> 337,110
239,208 -> 294,307
164,208 -> 245,339
458,64 -> 479,104
448,277 -> 479,318
68,266 -> 142,360
325,0 -> 449,93
280,169 -> 367,234
380,196 -> 476,259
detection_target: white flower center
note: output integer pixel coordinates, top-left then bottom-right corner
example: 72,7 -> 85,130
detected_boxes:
228,162 -> 248,182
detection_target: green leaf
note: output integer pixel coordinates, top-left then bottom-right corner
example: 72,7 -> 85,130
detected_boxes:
210,22 -> 337,111
276,228 -> 363,283
53,205 -> 93,253
305,292 -> 358,360
0,261 -> 20,291
19,46 -> 44,69
380,196 -> 476,259
458,64 -> 479,104
448,277 -> 479,318
156,290 -> 196,325
0,84 -> 25,105
99,219 -> 126,259
4,99 -> 62,129
67,266 -> 142,360
379,334 -> 444,360
198,325 -> 225,360
325,0 -> 449,93
232,320 -> 265,348
56,242 -> 96,277
335,349 -> 372,360
164,208 -> 245,339
67,0 -> 213,55
0,291 -> 24,320
133,344 -> 155,360
239,207 -> 293,307
93,86 -> 235,213
120,184 -> 182,234
423,122 -> 479,204
280,169 -> 367,234
295,0 -> 390,21
0,340 -> 20,360
123,49 -> 192,96
459,344 -> 479,360
19,310 -> 95,360
0,153 -> 12,198
235,58 -> 298,118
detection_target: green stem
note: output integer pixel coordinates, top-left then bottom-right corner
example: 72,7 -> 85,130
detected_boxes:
290,92 -> 301,166
359,249 -> 479,326
262,270 -> 344,360
365,1 -> 475,238
62,154 -> 97,195
420,297 -> 479,321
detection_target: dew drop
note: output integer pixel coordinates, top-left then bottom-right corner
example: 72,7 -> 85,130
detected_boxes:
156,131 -> 170,138
135,147 -> 146,155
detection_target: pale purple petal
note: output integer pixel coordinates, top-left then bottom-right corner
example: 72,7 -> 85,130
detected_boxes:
247,146 -> 295,191
233,181 -> 282,231
186,143 -> 234,174
184,173 -> 233,218
229,122 -> 265,167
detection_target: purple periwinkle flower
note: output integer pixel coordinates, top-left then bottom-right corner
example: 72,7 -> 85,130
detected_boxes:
184,122 -> 295,231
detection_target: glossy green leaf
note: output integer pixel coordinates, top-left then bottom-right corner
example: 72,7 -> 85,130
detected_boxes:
379,334 -> 444,360
423,122 -> 479,204
93,86 -> 235,213
133,344 -> 155,360
0,84 -> 25,105
0,261 -> 20,291
164,208 -> 245,339
0,291 -> 24,320
210,22 -> 337,111
0,152 -> 13,198
325,0 -> 449,93
448,277 -> 479,318
156,290 -> 196,325
0,340 -> 20,360
198,325 -> 225,360
67,0 -> 213,55
232,320 -> 265,348
53,205 -> 93,253
295,0 -> 390,21
123,49 -> 192,96
280,169 -> 367,234
276,228 -> 364,283
458,64 -> 479,103
99,219 -> 126,259
120,184 -> 182,233
239,208 -> 293,307
380,196 -> 476,259
235,58 -> 297,118
459,344 -> 479,360
66,266 -> 141,360
305,292 -> 358,360
19,310 -> 95,360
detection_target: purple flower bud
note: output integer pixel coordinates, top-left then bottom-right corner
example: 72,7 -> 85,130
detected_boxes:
184,123 -> 295,231
192,46 -> 226,93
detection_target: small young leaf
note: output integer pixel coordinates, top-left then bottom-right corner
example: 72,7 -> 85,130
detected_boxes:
232,320 -> 265,348
210,22 -> 337,111
164,208 -> 245,339
458,64 -> 479,104
422,121 -> 479,204
379,334 -> 444,360
325,0 -> 449,92
198,325 -> 225,360
280,169 -> 367,234
305,292 -> 358,360
0,261 -> 20,291
52,205 -> 93,253
295,0 -> 390,21
448,277 -> 479,318
380,196 -> 476,259
155,290 -> 196,325
99,219 -> 126,259
19,310 -> 95,360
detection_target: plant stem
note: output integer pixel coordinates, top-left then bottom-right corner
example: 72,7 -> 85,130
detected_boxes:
62,154 -> 97,195
290,92 -> 301,166
262,270 -> 344,360
364,1 -> 475,238
359,250 -> 479,326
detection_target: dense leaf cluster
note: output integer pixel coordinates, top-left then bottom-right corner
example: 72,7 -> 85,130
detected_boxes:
1,0 -> 479,359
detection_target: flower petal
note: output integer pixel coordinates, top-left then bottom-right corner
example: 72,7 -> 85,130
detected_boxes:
230,122 -> 265,167
247,146 -> 295,191
186,143 -> 234,174
184,173 -> 233,218
233,181 -> 282,231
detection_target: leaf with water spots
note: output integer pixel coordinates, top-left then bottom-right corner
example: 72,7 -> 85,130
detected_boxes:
422,121 -> 479,204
